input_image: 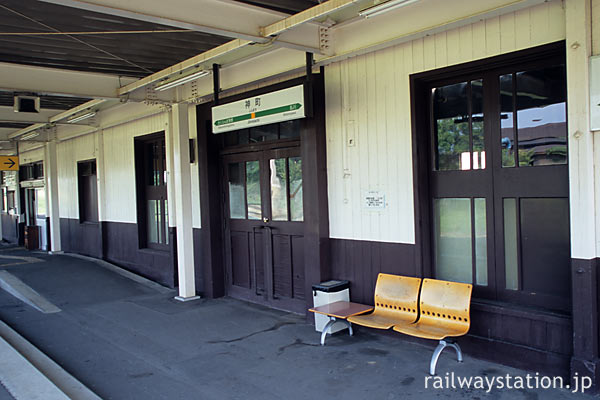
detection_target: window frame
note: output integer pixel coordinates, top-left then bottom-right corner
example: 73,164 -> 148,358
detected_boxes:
411,42 -> 571,313
134,132 -> 169,251
77,159 -> 98,224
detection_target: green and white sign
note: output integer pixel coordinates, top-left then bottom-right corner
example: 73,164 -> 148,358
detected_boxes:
212,84 -> 305,134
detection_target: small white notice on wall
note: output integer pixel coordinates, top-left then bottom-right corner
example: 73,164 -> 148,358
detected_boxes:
363,191 -> 386,210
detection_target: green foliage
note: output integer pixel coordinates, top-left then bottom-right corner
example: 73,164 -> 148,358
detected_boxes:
436,118 -> 469,170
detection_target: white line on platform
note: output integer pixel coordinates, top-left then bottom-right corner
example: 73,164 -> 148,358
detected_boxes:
0,271 -> 61,314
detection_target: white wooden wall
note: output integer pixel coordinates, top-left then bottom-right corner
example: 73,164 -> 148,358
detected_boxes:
101,112 -> 168,223
57,133 -> 96,219
325,0 -> 566,244
593,0 -> 600,56
20,147 -> 44,164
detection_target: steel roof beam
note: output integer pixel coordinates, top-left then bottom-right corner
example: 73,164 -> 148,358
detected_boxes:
260,0 -> 359,37
0,62 -> 137,99
0,107 -> 60,124
39,0 -> 322,54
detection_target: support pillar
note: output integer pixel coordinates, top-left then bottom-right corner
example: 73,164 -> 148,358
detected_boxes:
566,0 -> 599,390
171,103 -> 198,301
44,141 -> 61,253
94,130 -> 106,259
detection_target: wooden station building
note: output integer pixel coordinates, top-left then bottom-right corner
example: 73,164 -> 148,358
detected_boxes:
0,0 -> 599,387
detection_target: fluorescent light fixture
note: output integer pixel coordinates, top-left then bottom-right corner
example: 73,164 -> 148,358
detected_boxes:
67,111 -> 96,123
359,0 -> 419,18
20,131 -> 40,140
154,68 -> 211,92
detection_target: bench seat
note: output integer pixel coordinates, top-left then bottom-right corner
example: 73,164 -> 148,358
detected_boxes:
347,313 -> 407,330
347,274 -> 421,330
393,322 -> 467,341
394,278 -> 472,374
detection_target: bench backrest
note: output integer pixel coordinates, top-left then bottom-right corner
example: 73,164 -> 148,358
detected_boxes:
373,273 -> 421,323
418,278 -> 472,333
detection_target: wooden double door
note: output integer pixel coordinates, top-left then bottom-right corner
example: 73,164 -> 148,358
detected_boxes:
222,145 -> 306,313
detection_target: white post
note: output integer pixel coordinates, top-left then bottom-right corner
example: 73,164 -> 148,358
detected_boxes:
44,141 -> 62,253
171,103 -> 198,301
95,130 -> 107,223
566,0 -> 596,260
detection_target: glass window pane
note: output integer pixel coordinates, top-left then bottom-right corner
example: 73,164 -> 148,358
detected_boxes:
270,158 -> 288,221
503,198 -> 519,290
289,157 -> 303,221
147,199 -> 160,244
147,143 -> 158,186
500,74 -> 516,167
36,188 -> 46,217
434,198 -> 472,284
433,82 -> 470,171
471,80 -> 485,170
516,65 -> 567,166
474,198 -> 487,286
250,124 -> 278,143
246,161 -> 261,220
164,200 -> 169,245
520,198 -> 570,297
225,129 -> 249,147
228,163 -> 245,219
279,120 -> 301,139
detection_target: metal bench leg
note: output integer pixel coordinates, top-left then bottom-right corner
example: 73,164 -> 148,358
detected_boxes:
321,317 -> 336,346
321,317 -> 353,346
429,340 -> 463,375
447,340 -> 463,363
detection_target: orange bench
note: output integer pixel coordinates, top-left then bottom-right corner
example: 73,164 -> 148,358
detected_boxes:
393,278 -> 472,375
341,273 -> 472,375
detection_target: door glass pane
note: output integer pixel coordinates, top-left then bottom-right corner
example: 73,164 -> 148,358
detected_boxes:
250,125 -> 278,143
433,82 -> 470,171
246,161 -> 261,220
500,74 -> 516,167
279,120 -> 301,139
270,158 -> 288,221
228,163 -> 245,219
471,80 -> 486,170
225,129 -> 249,147
520,198 -> 570,297
147,199 -> 160,244
474,198 -> 487,286
516,65 -> 567,167
434,198 -> 472,284
289,157 -> 303,221
503,198 -> 519,290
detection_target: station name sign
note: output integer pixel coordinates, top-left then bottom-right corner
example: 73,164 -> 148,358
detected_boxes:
212,85 -> 305,134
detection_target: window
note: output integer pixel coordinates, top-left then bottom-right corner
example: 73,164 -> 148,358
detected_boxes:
227,156 -> 303,222
35,188 -> 46,217
77,160 -> 98,223
6,190 -> 15,212
424,52 -> 570,312
19,162 -> 43,181
135,133 -> 169,250
224,120 -> 301,147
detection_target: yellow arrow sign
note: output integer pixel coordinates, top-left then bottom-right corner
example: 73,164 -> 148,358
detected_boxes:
0,156 -> 19,171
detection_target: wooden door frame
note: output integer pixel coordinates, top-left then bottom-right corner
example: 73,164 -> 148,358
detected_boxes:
411,41 -> 567,304
197,73 -> 330,306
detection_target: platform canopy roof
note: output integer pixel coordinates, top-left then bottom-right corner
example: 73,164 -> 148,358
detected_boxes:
0,0 -> 549,153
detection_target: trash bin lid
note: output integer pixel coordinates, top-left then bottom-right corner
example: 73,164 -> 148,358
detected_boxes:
312,280 -> 350,293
